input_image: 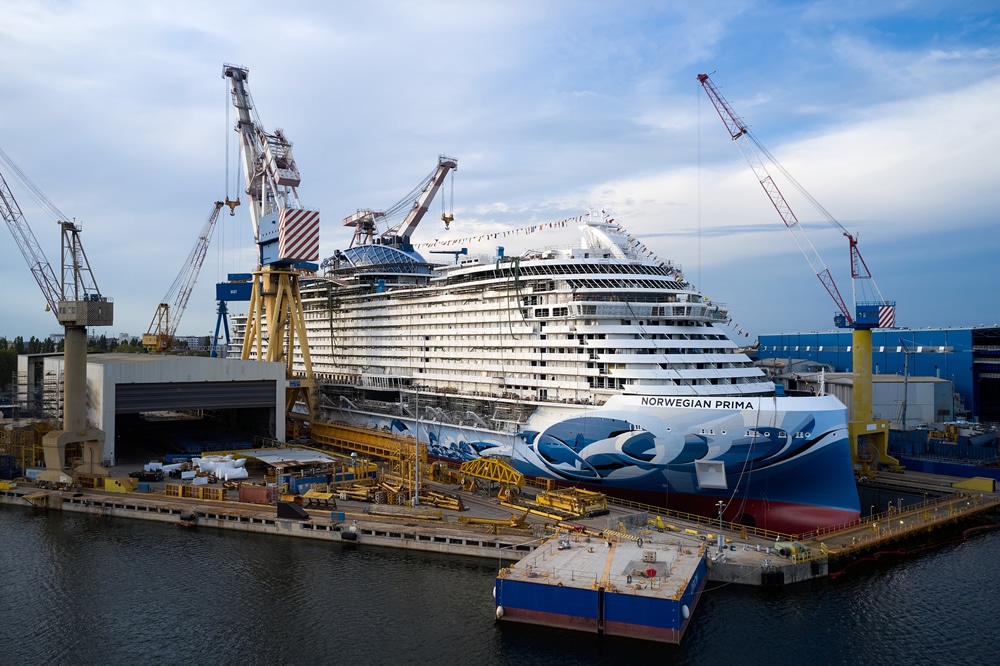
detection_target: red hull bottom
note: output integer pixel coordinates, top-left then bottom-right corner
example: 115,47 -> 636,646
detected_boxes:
500,608 -> 686,645
575,484 -> 860,536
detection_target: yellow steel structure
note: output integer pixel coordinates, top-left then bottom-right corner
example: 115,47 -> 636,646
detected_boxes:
459,457 -> 525,488
241,266 -> 316,419
310,422 -> 426,466
535,488 -> 607,517
848,329 -> 899,477
458,510 -> 530,531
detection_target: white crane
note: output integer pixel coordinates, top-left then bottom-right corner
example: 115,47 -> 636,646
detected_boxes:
222,63 -> 317,423
0,147 -> 113,485
223,64 -> 319,267
342,156 -> 458,249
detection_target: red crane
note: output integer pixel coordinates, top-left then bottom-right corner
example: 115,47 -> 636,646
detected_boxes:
697,74 -> 895,329
698,73 -> 899,475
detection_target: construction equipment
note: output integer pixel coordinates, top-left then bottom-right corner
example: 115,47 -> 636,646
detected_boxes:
459,510 -> 530,533
341,155 -> 457,250
459,456 -> 525,487
534,488 -> 608,518
223,63 -> 318,418
698,73 -> 898,476
0,147 -> 113,485
211,273 -> 253,358
143,200 -> 231,352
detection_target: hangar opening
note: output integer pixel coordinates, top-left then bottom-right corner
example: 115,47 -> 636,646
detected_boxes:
113,379 -> 280,464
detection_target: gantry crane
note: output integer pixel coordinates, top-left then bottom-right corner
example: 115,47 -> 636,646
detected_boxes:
697,73 -> 899,477
223,64 -> 318,420
0,147 -> 114,485
143,200 -> 234,352
341,155 -> 457,249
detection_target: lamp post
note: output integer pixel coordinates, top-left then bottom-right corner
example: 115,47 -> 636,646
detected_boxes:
716,500 -> 725,551
413,387 -> 420,506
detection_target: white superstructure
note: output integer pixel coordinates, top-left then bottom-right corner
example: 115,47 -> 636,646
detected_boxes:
300,218 -> 771,409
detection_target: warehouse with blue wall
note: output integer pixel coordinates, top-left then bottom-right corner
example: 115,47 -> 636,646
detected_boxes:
755,326 -> 1000,422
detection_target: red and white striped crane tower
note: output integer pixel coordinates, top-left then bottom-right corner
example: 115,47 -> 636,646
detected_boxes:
223,63 -> 319,422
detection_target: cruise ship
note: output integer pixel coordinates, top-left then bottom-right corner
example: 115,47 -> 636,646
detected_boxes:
276,206 -> 861,535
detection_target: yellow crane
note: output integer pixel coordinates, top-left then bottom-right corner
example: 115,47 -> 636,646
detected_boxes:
143,200 -> 233,352
223,64 -> 319,420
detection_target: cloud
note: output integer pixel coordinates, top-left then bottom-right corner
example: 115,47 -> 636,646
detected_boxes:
1,1 -> 998,342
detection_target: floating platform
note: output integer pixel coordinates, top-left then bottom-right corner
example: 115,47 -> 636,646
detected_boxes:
495,531 -> 707,644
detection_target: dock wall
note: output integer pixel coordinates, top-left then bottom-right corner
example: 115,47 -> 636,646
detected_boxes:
707,554 -> 827,586
0,489 -> 534,562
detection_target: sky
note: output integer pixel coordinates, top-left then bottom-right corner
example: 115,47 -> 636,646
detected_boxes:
1,0 -> 998,344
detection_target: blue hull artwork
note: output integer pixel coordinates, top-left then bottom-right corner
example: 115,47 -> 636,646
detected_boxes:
343,393 -> 860,535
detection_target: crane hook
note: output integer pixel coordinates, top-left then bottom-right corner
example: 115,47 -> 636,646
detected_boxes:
225,197 -> 241,216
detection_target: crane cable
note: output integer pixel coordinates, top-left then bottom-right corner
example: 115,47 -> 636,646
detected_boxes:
0,147 -> 69,223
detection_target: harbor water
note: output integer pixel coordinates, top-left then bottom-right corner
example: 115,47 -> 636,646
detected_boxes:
2,505 -> 998,665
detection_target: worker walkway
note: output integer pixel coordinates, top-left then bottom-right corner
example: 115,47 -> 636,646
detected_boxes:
802,492 -> 1000,559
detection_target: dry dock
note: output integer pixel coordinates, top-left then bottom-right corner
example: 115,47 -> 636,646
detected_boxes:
2,465 -> 997,591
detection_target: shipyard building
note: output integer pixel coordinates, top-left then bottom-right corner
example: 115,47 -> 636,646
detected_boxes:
754,325 -> 1000,424
9,353 -> 286,465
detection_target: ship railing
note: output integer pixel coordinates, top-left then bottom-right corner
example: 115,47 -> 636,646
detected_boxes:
801,492 -> 995,543
805,493 -> 1000,558
526,481 -> 796,542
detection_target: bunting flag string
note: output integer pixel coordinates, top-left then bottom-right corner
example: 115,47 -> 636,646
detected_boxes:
413,216 -> 580,248
411,213 -> 678,275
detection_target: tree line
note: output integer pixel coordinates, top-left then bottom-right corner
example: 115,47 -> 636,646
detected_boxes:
0,335 -> 147,392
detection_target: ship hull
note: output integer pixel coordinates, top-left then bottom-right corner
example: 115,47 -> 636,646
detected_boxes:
323,392 -> 859,535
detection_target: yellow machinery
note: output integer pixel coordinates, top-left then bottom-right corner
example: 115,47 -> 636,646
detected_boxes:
534,488 -> 607,518
458,510 -> 530,533
143,200 -> 228,353
310,422 -> 426,475
459,457 -> 524,498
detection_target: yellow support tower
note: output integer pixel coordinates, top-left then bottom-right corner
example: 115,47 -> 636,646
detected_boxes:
848,328 -> 899,477
241,265 -> 316,419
